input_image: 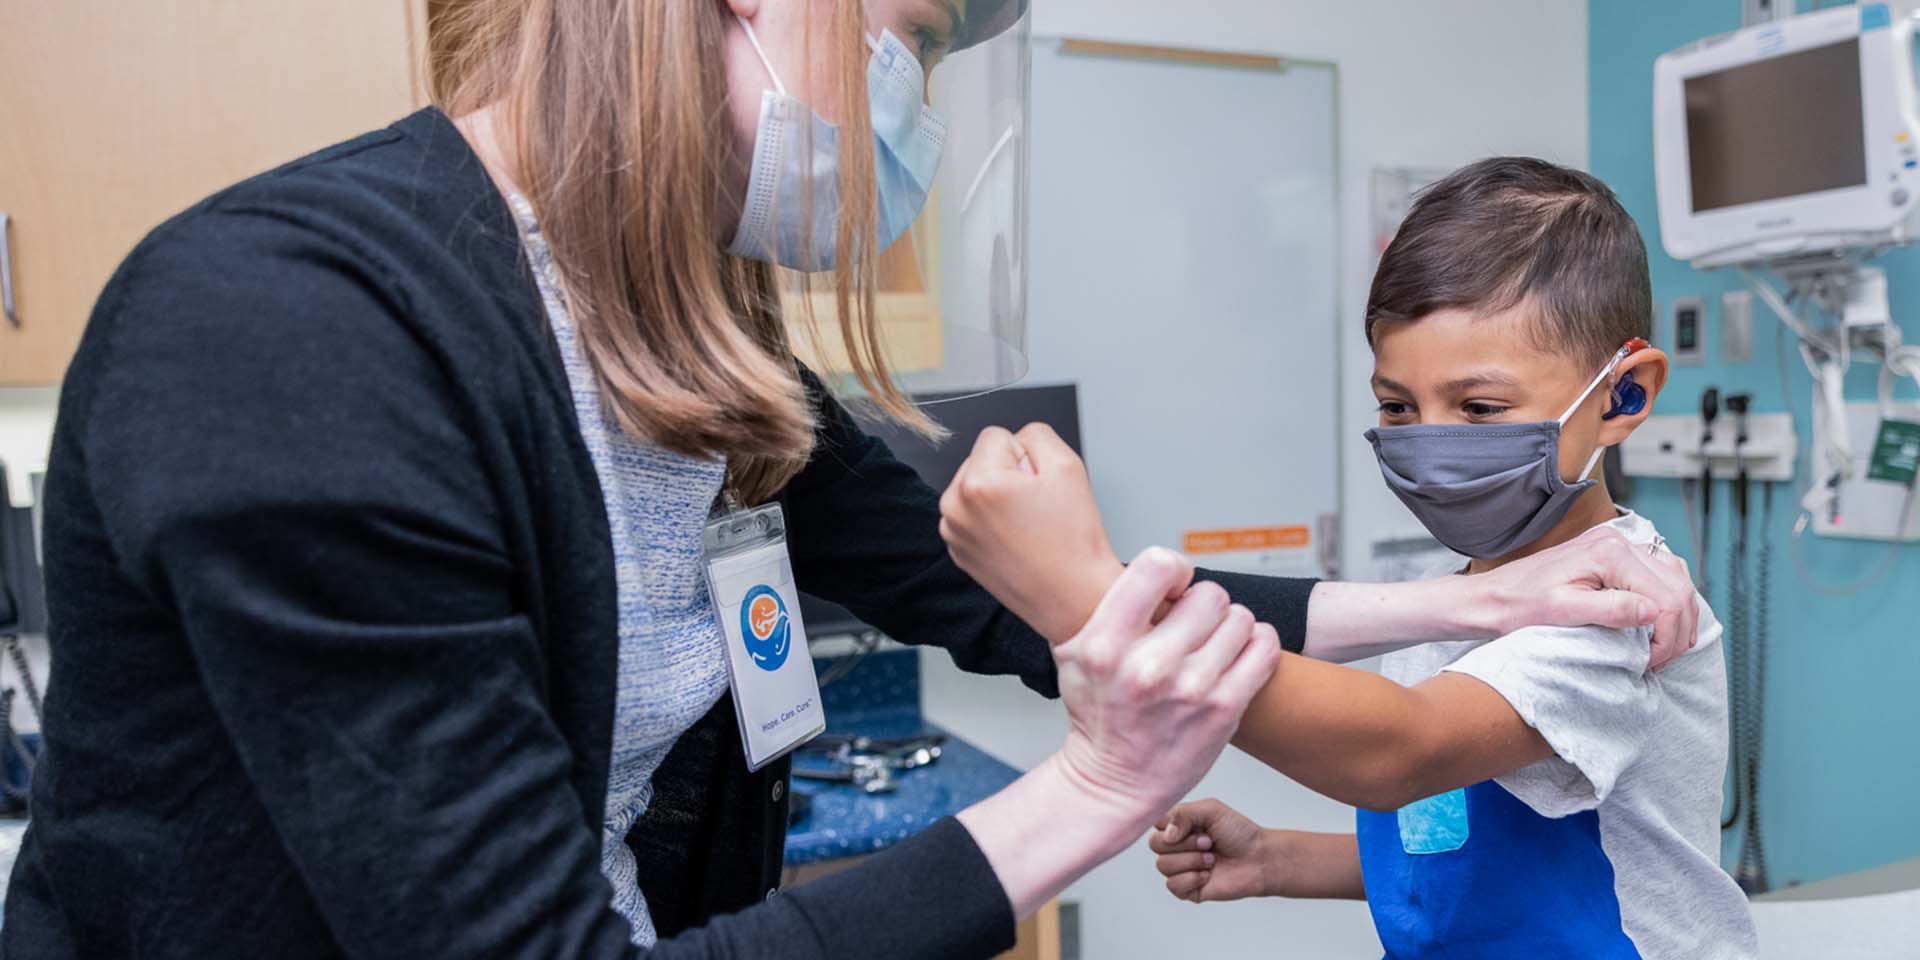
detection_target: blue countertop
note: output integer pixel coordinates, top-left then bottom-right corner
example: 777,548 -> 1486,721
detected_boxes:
784,708 -> 1021,866
782,650 -> 1023,867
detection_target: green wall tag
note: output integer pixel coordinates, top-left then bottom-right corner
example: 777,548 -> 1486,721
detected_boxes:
1867,419 -> 1920,485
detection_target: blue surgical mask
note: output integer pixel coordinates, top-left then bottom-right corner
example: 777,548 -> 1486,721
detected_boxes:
729,19 -> 946,271
1365,345 -> 1633,559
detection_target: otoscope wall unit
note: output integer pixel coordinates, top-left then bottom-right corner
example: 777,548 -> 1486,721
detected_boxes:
1810,401 -> 1920,541
1621,412 -> 1797,482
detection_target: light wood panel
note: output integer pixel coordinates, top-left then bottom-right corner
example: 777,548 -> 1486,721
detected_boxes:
1057,37 -> 1290,73
782,188 -> 947,378
0,0 -> 427,384
788,858 -> 1060,959
1001,899 -> 1062,960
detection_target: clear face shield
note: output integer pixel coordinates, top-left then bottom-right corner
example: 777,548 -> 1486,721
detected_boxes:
784,0 -> 1031,402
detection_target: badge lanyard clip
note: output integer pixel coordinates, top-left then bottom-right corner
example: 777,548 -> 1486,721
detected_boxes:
703,502 -> 826,771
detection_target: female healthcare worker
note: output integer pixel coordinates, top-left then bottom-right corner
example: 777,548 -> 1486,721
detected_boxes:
3,0 -> 1697,957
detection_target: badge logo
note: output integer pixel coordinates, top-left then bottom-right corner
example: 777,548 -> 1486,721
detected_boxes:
740,585 -> 792,672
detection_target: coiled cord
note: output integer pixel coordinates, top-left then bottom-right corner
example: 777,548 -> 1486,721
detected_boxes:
1735,485 -> 1775,892
1721,496 -> 1746,831
4,635 -> 41,723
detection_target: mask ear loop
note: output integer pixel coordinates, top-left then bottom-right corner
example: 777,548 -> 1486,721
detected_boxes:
1558,344 -> 1635,424
737,16 -> 787,96
1562,341 -> 1643,481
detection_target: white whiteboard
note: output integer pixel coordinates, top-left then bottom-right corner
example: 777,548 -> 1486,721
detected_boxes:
1025,40 -> 1342,575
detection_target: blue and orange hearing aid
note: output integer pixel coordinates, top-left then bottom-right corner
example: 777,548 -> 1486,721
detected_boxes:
1603,337 -> 1651,420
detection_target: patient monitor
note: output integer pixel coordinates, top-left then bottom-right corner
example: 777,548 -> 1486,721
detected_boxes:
1654,4 -> 1920,268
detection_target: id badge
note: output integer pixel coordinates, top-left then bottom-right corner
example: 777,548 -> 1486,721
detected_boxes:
703,503 -> 826,771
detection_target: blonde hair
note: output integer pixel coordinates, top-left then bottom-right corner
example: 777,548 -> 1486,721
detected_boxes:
430,0 -> 932,504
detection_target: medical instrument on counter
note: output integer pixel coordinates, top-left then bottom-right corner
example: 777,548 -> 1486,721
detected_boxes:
792,734 -> 945,795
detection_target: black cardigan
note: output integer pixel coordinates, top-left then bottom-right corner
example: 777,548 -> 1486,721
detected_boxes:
2,108 -> 1314,959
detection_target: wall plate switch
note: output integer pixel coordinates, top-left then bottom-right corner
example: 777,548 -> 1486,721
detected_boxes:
1721,291 -> 1754,363
1668,297 -> 1707,365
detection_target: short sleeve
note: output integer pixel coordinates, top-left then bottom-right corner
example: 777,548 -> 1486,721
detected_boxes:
1440,624 -> 1660,817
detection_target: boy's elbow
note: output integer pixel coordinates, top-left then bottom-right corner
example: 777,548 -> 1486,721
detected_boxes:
1336,749 -> 1435,812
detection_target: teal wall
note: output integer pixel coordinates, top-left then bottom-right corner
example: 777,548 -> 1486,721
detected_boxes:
1590,1 -> 1920,888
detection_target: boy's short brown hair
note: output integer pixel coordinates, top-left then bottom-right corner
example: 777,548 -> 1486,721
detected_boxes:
1366,157 -> 1652,367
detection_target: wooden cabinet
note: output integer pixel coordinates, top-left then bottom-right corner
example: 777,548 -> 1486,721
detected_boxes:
0,1 -> 427,385
789,856 -> 1059,959
783,215 -> 947,379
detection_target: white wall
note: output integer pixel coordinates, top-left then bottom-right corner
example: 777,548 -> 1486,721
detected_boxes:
1019,0 -> 1588,578
922,1 -> 1589,957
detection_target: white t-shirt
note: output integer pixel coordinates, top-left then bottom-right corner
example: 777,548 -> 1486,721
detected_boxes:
1359,510 -> 1758,959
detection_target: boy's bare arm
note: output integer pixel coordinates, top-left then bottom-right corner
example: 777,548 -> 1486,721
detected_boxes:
1152,800 -> 1367,901
1232,655 -> 1555,811
1267,831 -> 1366,900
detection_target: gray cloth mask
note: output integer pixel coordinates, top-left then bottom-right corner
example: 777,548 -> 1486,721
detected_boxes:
1365,348 -> 1629,559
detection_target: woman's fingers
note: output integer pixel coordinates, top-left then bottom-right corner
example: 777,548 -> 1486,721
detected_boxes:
1172,603 -> 1257,680
1080,548 -> 1196,645
1649,548 -> 1700,663
1138,581 -> 1233,662
1216,622 -> 1284,711
1496,525 -> 1701,672
1567,527 -> 1699,670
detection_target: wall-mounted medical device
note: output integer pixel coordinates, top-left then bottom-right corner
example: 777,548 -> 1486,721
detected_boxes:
1621,411 -> 1797,482
1667,297 -> 1708,364
1654,4 -> 1920,268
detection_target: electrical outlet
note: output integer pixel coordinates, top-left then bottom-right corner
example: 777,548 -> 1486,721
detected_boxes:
1722,291 -> 1754,363
1669,298 -> 1707,366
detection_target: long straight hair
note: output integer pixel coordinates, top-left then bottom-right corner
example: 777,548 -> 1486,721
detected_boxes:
430,0 -> 932,503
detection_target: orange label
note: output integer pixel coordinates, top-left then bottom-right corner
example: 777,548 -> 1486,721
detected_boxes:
1181,525 -> 1311,555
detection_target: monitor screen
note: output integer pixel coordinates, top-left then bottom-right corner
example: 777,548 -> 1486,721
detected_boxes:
1684,38 -> 1868,213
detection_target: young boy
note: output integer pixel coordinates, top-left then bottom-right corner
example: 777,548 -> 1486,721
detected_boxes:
1149,158 -> 1758,958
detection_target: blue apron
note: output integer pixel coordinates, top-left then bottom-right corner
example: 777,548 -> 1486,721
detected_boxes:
1355,780 -> 1641,958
